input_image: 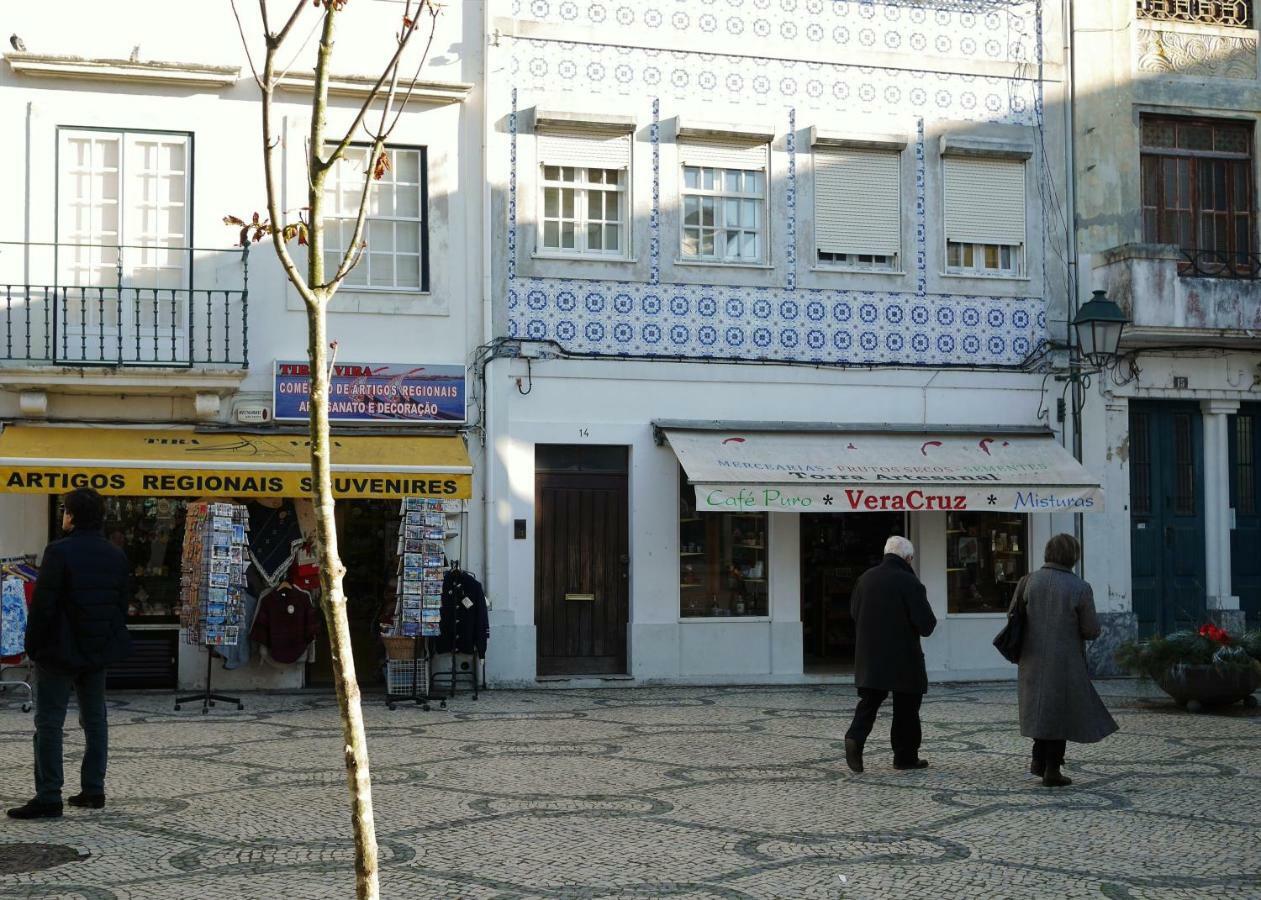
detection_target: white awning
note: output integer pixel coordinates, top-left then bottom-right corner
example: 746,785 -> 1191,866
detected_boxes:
659,425 -> 1102,514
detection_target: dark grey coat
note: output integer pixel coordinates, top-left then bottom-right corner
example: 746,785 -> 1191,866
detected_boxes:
851,554 -> 937,695
1009,563 -> 1118,743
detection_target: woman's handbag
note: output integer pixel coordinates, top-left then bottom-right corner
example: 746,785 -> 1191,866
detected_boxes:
993,574 -> 1030,664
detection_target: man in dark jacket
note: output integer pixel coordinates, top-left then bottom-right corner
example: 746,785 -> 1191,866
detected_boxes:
843,535 -> 937,774
8,488 -> 131,820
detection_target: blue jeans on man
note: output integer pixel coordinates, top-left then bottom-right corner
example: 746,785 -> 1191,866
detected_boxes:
33,665 -> 109,804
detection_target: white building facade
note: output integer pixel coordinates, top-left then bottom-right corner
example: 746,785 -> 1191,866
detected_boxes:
0,1 -> 486,691
478,0 -> 1096,685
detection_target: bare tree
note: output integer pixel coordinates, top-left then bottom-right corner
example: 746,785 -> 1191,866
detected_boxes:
228,2 -> 440,897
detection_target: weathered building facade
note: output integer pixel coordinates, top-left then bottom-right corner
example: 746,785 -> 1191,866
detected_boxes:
1074,0 -> 1261,664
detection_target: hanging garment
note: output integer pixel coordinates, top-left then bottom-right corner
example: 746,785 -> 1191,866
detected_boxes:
249,586 -> 318,665
436,570 -> 489,656
1,576 -> 29,656
218,591 -> 259,671
245,500 -> 304,587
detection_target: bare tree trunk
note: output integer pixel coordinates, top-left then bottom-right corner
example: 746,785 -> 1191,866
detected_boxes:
305,305 -> 380,899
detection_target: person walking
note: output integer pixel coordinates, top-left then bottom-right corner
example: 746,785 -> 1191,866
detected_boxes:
1010,533 -> 1117,788
844,535 -> 937,773
8,487 -> 131,820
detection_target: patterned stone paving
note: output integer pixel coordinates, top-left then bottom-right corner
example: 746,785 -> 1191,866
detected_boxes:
0,681 -> 1258,899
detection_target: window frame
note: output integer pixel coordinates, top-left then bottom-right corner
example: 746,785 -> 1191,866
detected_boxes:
1140,115 -> 1256,276
941,155 -> 1028,279
945,241 -> 1023,277
322,143 -> 429,294
678,164 -> 768,265
536,163 -> 630,259
813,146 -> 902,273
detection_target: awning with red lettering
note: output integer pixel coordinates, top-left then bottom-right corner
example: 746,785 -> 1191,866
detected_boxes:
0,425 -> 471,500
656,422 -> 1102,514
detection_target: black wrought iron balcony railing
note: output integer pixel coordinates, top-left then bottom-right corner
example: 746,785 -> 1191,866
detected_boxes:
1137,0 -> 1254,28
0,242 -> 249,368
1178,248 -> 1261,280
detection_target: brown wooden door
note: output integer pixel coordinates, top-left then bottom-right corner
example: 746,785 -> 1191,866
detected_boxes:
535,470 -> 629,675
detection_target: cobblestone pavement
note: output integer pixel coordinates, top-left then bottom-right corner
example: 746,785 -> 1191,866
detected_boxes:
0,681 -> 1258,899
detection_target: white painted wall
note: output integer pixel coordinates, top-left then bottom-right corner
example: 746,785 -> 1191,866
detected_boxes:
484,358 -> 1065,685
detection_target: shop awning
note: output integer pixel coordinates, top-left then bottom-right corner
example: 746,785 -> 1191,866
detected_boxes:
0,426 -> 472,500
657,422 -> 1102,514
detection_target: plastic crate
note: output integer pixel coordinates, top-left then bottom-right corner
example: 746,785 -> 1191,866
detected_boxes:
385,658 -> 427,697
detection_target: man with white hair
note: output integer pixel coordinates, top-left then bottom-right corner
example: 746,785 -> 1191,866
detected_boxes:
843,535 -> 937,773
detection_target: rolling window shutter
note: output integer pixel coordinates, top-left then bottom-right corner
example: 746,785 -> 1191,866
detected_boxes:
537,130 -> 631,168
679,139 -> 768,170
943,157 -> 1026,246
814,149 -> 900,256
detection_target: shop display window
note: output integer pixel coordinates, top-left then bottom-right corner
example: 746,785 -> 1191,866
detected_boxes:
679,468 -> 768,617
946,511 -> 1028,614
50,496 -> 188,622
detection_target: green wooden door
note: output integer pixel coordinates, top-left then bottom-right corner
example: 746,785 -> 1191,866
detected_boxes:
1129,402 -> 1207,637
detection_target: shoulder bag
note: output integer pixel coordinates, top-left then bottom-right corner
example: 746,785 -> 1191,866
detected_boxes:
992,574 -> 1030,664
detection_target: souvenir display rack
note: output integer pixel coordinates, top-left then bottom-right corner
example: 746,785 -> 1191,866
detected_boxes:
175,502 -> 249,713
384,498 -> 464,710
0,555 -> 37,713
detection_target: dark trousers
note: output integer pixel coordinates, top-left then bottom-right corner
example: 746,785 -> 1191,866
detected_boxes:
844,687 -> 923,764
1032,738 -> 1066,769
33,665 -> 108,803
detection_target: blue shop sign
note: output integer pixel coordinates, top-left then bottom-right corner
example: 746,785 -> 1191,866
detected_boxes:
273,361 -> 466,424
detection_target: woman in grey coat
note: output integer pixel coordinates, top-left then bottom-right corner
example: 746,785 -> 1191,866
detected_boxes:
1009,533 -> 1117,787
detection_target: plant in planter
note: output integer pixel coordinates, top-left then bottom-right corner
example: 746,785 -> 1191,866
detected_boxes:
1116,625 -> 1261,712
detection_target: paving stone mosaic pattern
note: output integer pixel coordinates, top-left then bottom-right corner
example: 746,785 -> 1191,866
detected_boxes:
0,681 -> 1258,899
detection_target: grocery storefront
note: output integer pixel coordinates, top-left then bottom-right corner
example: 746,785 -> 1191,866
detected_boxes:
0,425 -> 471,690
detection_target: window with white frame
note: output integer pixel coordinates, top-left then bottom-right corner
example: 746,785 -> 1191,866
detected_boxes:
323,145 -> 427,291
536,128 -> 631,257
58,128 -> 191,292
679,140 -> 768,263
814,148 -> 901,270
943,156 -> 1027,276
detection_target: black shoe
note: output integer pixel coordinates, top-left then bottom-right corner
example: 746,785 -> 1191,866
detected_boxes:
1041,765 -> 1072,788
67,793 -> 105,809
844,738 -> 864,773
1030,760 -> 1045,777
893,759 -> 929,770
6,799 -> 63,819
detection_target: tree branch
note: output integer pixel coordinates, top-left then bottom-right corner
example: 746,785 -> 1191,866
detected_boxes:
328,139 -> 384,289
230,0 -> 264,90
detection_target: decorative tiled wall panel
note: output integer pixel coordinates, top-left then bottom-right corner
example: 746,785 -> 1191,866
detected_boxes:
507,279 -> 1045,366
511,0 -> 1040,68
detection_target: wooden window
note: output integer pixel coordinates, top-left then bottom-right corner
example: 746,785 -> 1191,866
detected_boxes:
1136,0 -> 1253,28
1141,116 -> 1255,276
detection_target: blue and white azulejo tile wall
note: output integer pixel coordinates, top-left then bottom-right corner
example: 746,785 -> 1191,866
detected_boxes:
504,0 -> 1052,368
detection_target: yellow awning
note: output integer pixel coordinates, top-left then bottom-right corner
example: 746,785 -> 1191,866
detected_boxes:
0,426 -> 472,500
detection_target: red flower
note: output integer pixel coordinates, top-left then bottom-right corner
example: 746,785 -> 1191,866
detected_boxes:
1198,623 -> 1231,643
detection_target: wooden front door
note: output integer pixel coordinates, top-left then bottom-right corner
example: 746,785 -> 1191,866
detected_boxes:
1129,401 -> 1207,637
535,448 -> 629,676
1229,404 -> 1260,629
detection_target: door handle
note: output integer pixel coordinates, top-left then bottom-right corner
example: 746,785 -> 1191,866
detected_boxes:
1164,525 -> 1173,547
565,592 -> 595,602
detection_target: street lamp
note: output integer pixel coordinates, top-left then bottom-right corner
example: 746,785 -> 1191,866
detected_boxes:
1072,289 -> 1128,370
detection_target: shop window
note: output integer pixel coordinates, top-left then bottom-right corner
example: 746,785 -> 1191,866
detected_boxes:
323,145 -> 428,291
679,468 -> 768,617
1140,116 -> 1255,278
946,511 -> 1028,614
52,496 -> 189,622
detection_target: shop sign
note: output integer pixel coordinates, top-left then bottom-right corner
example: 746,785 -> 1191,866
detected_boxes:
694,484 -> 1102,514
273,361 -> 466,424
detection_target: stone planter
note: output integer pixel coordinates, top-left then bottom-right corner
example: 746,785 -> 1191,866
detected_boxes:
1154,663 -> 1261,712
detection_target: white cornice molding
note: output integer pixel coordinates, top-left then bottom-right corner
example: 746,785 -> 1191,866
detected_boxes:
809,126 -> 909,151
4,52 -> 239,88
274,71 -> 474,105
0,368 -> 247,397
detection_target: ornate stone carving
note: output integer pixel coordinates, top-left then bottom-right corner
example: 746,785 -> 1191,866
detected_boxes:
1136,26 -> 1259,79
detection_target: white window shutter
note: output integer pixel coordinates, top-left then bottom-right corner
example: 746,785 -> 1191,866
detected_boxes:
538,130 -> 631,168
943,157 -> 1026,246
679,139 -> 768,170
814,149 -> 900,256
